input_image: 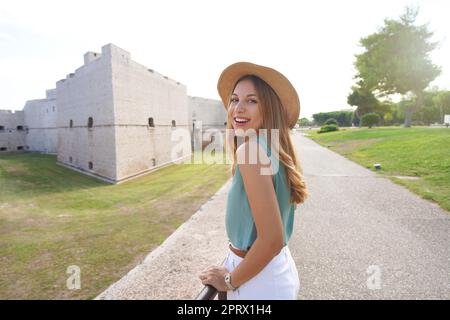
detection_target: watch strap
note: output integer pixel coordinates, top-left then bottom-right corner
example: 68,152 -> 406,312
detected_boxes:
224,273 -> 237,291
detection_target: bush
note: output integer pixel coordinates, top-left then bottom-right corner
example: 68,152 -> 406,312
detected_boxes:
361,113 -> 380,128
318,124 -> 339,133
324,118 -> 338,125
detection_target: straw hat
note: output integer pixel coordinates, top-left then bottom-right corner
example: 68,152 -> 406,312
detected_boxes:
217,62 -> 300,128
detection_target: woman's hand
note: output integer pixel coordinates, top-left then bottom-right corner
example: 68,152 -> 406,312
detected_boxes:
198,266 -> 230,292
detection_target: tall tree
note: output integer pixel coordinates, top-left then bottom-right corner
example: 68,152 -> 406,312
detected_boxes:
354,6 -> 441,127
433,91 -> 450,124
347,81 -> 379,124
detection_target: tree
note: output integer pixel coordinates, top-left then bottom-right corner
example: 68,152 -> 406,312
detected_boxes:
354,6 -> 441,127
361,113 -> 380,128
418,90 -> 441,124
297,118 -> 312,127
312,111 -> 353,127
324,118 -> 338,125
384,112 -> 393,125
347,81 -> 380,123
433,91 -> 450,124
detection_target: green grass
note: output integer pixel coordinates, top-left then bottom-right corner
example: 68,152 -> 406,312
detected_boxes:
0,152 -> 230,299
306,126 -> 450,212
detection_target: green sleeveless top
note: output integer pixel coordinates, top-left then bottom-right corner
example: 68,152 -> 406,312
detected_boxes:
225,134 -> 297,251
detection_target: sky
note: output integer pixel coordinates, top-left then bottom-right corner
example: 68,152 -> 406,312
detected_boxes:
1,0 -> 449,120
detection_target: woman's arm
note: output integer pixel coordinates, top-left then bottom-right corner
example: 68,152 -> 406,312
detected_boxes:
198,141 -> 284,291
229,142 -> 284,288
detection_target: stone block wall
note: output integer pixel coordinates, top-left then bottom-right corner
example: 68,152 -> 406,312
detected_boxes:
56,44 -> 117,182
0,110 -> 26,152
109,44 -> 192,182
1,43 -> 227,183
23,89 -> 58,154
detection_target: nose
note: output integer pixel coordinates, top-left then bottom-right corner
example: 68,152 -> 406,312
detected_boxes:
234,100 -> 246,114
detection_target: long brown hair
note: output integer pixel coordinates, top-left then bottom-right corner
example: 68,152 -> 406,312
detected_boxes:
225,75 -> 309,205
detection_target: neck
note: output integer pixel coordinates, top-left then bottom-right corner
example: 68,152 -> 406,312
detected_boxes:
244,129 -> 260,143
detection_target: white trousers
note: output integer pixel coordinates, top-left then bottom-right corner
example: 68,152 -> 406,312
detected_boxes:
223,245 -> 300,300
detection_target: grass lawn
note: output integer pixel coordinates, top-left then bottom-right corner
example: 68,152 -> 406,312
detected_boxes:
0,152 -> 230,299
306,126 -> 450,212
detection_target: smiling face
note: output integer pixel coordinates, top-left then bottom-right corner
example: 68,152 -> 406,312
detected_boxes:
228,78 -> 263,133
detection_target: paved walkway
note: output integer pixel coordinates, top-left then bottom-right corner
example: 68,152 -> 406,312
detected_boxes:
97,132 -> 449,299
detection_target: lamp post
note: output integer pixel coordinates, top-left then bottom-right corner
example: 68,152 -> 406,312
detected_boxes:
192,120 -> 196,151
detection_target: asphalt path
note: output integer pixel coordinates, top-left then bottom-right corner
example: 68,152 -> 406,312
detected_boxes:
292,132 -> 449,299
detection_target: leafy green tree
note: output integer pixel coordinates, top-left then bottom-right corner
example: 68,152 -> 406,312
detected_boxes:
384,112 -> 393,124
324,118 -> 338,125
354,6 -> 441,127
417,90 -> 442,124
393,90 -> 444,125
433,91 -> 450,123
312,111 -> 353,127
298,118 -> 312,127
361,113 -> 380,128
347,81 -> 379,122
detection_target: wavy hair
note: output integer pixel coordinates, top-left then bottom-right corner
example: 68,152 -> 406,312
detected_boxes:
225,75 -> 309,205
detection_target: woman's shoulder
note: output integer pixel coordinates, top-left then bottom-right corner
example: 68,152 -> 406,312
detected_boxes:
236,140 -> 275,178
236,139 -> 272,164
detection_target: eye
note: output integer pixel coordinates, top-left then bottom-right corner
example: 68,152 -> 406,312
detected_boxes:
230,97 -> 238,103
249,99 -> 257,104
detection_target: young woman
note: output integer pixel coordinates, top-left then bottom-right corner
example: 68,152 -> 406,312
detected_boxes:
199,62 -> 309,299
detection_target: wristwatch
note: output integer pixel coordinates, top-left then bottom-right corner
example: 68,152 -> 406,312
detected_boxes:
224,273 -> 237,291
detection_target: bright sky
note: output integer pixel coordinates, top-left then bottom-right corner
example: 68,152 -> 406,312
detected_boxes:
1,0 -> 449,120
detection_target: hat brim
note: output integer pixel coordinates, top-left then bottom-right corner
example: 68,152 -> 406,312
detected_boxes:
217,62 -> 300,128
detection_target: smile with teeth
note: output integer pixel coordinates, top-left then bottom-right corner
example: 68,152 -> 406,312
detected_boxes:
234,117 -> 250,124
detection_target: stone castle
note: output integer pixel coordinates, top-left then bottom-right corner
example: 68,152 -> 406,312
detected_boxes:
0,44 -> 227,183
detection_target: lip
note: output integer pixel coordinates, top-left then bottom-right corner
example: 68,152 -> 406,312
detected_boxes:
233,116 -> 250,127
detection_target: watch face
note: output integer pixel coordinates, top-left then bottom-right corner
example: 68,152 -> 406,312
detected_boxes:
225,274 -> 233,290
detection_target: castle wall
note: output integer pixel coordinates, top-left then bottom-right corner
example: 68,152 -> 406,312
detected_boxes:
188,97 -> 227,149
109,44 -> 192,181
55,44 -> 117,182
23,89 -> 58,153
0,110 -> 26,152
188,96 -> 227,130
1,43 -> 227,183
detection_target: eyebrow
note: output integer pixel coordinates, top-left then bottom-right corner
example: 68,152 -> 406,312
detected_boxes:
231,93 -> 258,97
